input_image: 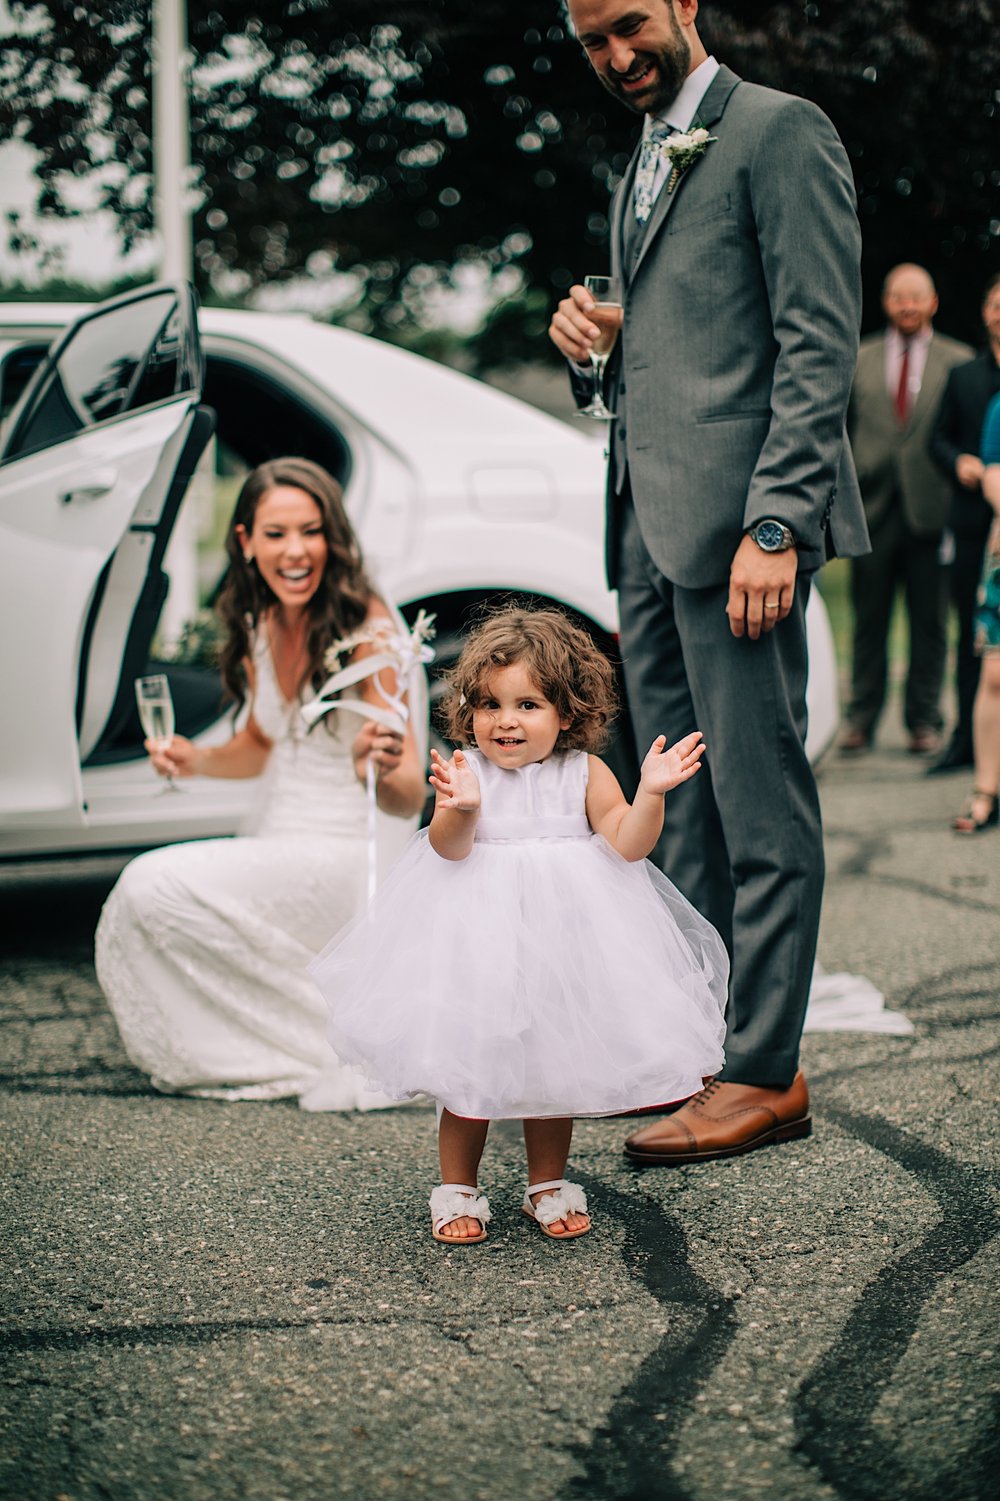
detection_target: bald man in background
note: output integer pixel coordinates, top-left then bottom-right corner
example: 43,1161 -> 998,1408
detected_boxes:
841,264 -> 972,754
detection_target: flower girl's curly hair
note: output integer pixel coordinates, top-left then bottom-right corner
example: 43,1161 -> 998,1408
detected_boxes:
442,604 -> 618,752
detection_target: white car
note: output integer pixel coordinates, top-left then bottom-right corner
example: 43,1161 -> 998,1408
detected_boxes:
0,284 -> 839,860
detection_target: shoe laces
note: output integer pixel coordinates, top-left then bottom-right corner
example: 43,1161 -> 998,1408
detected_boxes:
690,1079 -> 721,1106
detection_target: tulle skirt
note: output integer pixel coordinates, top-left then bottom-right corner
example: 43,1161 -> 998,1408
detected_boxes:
308,831 -> 728,1120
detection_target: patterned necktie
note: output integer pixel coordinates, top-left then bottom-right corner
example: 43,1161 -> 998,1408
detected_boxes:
633,122 -> 672,225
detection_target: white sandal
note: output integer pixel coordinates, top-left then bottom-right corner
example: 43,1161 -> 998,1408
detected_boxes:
429,1183 -> 491,1244
522,1179 -> 590,1240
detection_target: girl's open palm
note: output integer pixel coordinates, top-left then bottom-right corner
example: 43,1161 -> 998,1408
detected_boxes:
639,731 -> 705,795
428,748 -> 481,811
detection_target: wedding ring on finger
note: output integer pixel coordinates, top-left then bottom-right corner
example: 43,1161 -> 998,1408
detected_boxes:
764,600 -> 780,611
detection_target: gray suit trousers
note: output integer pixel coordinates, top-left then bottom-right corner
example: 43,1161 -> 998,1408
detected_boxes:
616,495 -> 824,1087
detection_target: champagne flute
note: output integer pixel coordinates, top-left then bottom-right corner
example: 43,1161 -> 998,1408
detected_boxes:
576,274 -> 623,421
135,674 -> 182,794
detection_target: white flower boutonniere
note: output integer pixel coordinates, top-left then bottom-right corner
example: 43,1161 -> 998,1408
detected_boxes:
661,126 -> 717,193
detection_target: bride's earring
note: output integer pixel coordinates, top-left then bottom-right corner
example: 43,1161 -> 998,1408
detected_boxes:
244,551 -> 254,564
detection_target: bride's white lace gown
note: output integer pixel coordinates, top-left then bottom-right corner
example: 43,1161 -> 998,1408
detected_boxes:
95,634 -> 413,1108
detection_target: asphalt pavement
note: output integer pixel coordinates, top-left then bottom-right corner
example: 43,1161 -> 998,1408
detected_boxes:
1,725 -> 998,1501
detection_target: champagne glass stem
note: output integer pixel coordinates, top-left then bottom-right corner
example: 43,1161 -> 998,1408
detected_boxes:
155,740 -> 179,793
590,352 -> 608,406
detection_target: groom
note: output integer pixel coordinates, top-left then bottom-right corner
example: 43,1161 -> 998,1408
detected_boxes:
549,0 -> 869,1161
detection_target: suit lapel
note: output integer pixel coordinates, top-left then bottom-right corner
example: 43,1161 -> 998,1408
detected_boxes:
631,64 -> 742,282
612,141 -> 642,283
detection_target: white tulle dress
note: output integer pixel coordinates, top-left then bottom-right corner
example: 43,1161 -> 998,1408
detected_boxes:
308,748 -> 728,1120
95,632 -> 416,1110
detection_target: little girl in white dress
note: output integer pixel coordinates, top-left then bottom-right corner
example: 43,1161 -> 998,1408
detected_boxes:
308,606 -> 728,1243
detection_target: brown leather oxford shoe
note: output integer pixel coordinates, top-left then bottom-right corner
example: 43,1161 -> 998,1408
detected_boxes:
623,1071 -> 811,1165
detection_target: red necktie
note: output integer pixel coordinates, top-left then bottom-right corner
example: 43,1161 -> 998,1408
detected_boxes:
895,341 -> 911,424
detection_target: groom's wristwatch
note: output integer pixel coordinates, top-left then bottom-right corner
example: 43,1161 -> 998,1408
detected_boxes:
747,519 -> 796,553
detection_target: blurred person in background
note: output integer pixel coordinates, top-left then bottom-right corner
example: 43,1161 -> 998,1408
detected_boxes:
841,264 -> 972,756
929,273 -> 1000,774
951,391 -> 1000,834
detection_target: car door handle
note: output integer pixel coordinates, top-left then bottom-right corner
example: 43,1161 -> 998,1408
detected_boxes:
61,469 -> 118,504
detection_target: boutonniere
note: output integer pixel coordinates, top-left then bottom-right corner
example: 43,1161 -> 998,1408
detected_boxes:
661,126 -> 717,192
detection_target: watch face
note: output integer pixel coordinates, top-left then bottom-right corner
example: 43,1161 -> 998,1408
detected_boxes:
755,521 -> 786,551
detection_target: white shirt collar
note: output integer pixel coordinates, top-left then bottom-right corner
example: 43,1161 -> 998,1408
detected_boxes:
888,324 -> 933,352
644,56 -> 720,139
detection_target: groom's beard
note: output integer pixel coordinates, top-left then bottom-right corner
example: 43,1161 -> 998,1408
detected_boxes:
597,23 -> 691,116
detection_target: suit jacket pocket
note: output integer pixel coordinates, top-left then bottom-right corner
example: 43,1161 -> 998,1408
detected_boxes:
695,408 -> 771,424
666,191 -> 732,235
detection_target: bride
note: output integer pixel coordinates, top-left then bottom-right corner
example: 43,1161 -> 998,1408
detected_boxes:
95,457 -> 427,1108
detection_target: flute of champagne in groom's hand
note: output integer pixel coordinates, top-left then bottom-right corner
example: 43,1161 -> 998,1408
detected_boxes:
576,274 -> 623,421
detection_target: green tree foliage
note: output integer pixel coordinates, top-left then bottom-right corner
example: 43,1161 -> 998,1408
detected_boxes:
2,1 -> 997,355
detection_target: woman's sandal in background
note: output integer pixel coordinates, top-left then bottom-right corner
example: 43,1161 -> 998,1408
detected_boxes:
951,790 -> 999,835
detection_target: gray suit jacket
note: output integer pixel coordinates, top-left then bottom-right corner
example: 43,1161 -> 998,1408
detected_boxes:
587,66 -> 869,589
848,331 -> 973,536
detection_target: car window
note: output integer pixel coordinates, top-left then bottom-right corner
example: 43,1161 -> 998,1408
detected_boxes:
3,291 -> 196,461
0,342 -> 47,447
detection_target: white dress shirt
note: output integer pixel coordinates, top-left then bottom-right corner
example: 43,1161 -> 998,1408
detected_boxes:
884,324 -> 932,408
640,56 -> 721,209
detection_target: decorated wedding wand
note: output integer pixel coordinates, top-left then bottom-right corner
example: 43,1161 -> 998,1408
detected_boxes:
300,609 -> 436,900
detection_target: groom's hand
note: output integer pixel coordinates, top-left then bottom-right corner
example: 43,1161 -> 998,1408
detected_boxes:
727,535 -> 798,640
548,284 -> 601,364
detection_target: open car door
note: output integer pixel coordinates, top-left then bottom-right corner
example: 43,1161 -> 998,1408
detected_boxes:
0,284 -> 213,830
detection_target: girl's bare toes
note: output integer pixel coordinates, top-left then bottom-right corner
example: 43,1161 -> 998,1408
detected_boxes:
449,1216 -> 478,1239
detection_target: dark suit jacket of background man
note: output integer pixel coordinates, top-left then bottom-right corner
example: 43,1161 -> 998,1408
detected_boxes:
573,63 -> 868,1089
929,346 -> 1000,745
930,348 -> 1000,542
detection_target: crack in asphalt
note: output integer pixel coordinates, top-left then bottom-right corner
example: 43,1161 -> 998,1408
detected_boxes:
566,1174 -> 738,1501
0,1313 -> 472,1357
793,1107 -> 1000,1501
823,829 -> 999,912
562,1062 -> 999,1501
3,911 -> 997,1496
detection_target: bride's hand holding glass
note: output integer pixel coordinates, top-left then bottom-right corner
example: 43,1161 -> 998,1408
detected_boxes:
145,732 -> 202,782
134,674 -> 214,788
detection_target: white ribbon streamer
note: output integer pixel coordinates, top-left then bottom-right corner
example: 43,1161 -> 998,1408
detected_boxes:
301,611 -> 435,901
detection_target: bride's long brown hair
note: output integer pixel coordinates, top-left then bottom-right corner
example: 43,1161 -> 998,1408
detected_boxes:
216,457 -> 372,714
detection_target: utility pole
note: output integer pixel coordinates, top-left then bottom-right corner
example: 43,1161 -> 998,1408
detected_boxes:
151,0 -> 192,285
151,0 -> 204,648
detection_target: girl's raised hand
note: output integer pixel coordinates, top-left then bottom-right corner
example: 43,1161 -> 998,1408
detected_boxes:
639,731 -> 705,795
428,748 -> 481,812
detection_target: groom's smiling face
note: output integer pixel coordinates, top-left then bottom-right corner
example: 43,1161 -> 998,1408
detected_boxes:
569,0 -> 693,116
